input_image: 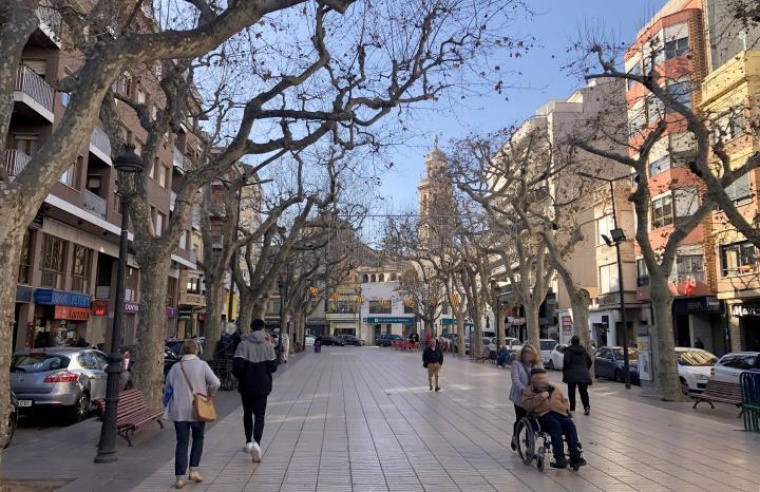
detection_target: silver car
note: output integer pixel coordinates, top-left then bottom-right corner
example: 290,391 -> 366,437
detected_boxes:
10,347 -> 109,422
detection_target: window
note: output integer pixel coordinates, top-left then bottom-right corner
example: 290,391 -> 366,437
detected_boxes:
71,245 -> 93,293
723,172 -> 752,206
596,214 -> 615,246
390,273 -> 398,281
649,156 -> 671,177
674,187 -> 698,225
137,88 -> 146,104
671,255 -> 704,283
714,108 -> 745,142
636,258 -> 649,287
666,80 -> 692,111
187,276 -> 201,294
442,302 -> 451,315
626,63 -> 641,90
150,157 -> 158,180
664,36 -> 689,59
599,264 -> 620,294
40,234 -> 67,289
651,194 -> 674,228
403,300 -> 416,314
179,230 -> 188,250
379,273 -> 385,282
721,241 -> 756,276
155,211 -> 165,236
159,165 -> 168,188
369,300 -> 391,314
18,230 -> 33,284
646,95 -> 664,123
370,274 -> 376,283
59,156 -> 83,189
362,274 -> 369,283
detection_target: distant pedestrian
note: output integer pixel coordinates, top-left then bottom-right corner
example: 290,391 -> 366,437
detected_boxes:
233,319 -> 279,463
562,335 -> 593,416
694,337 -> 705,349
422,338 -> 444,391
163,339 -> 220,489
509,344 -> 542,451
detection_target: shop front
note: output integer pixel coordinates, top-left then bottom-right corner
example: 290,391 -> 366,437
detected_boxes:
731,302 -> 760,352
363,316 -> 415,343
673,296 -> 726,355
33,289 -> 92,347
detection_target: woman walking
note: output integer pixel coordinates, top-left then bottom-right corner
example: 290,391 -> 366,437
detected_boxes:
164,340 -> 221,489
562,335 -> 593,415
509,344 -> 541,450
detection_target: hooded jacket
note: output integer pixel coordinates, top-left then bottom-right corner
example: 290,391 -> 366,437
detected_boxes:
562,343 -> 593,385
521,383 -> 570,417
233,330 -> 278,396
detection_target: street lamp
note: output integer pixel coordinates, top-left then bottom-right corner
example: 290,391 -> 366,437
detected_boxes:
95,144 -> 146,463
277,278 -> 288,361
577,171 -> 632,390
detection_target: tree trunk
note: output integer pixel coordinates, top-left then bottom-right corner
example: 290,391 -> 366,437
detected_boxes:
132,257 -> 171,407
649,278 -> 685,401
567,288 -> 594,377
456,316 -> 466,357
525,301 -> 541,351
238,289 -> 255,334
202,277 -> 224,360
472,303 -> 483,359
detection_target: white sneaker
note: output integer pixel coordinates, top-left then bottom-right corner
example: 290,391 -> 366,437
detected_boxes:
243,442 -> 254,454
251,442 -> 262,462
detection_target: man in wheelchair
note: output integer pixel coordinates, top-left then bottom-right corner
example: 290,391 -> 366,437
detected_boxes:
521,368 -> 587,470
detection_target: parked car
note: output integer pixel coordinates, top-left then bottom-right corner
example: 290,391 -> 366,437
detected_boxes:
5,391 -> 17,449
376,334 -> 403,347
10,347 -> 110,422
304,335 -> 316,347
676,347 -> 718,394
165,338 -> 205,357
548,343 -> 567,371
321,335 -> 346,346
539,339 -> 558,365
121,345 -> 180,388
593,346 -> 640,384
710,351 -> 760,384
338,334 -> 364,346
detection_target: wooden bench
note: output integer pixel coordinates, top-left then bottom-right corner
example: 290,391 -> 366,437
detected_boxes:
693,380 -> 743,417
95,388 -> 164,446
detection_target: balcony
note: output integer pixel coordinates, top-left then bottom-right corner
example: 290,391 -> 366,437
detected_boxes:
89,127 -> 112,165
170,191 -> 177,211
14,65 -> 54,122
83,190 -> 107,219
34,3 -> 62,47
173,147 -> 185,173
179,291 -> 205,306
3,150 -> 32,177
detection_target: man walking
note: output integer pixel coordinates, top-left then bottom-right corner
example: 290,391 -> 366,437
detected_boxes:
422,339 -> 444,391
233,319 -> 279,462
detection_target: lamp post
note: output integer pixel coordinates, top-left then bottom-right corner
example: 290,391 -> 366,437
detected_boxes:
95,145 -> 146,463
577,171 -> 631,389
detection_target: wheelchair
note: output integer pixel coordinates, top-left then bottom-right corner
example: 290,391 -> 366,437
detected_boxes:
515,414 -> 584,472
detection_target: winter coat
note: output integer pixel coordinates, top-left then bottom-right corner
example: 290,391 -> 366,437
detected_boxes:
510,360 -> 540,406
423,346 -> 444,365
233,330 -> 279,396
164,355 -> 220,422
521,383 -> 571,417
562,344 -> 593,385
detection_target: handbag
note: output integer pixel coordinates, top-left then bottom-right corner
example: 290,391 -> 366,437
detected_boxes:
179,362 -> 217,422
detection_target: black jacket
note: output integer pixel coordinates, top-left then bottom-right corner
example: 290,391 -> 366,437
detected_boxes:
423,346 -> 444,365
232,331 -> 279,396
562,344 -> 593,385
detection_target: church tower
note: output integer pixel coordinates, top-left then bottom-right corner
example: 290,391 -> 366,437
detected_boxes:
417,139 -> 454,248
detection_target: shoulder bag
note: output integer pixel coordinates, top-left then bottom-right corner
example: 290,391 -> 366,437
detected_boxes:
180,361 -> 217,422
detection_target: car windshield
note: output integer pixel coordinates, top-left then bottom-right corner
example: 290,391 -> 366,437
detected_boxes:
540,341 -> 556,351
11,354 -> 70,373
611,348 -> 638,359
678,351 -> 718,366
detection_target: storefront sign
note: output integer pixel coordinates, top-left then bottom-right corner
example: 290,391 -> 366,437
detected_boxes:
441,318 -> 455,326
732,303 -> 760,317
92,301 -> 108,316
363,316 -> 416,324
124,301 -> 140,313
34,289 -> 91,308
178,308 -> 193,319
166,307 -> 178,319
674,296 -> 723,315
54,306 -> 91,321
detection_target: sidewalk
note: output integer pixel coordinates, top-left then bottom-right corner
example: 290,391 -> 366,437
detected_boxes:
5,347 -> 760,491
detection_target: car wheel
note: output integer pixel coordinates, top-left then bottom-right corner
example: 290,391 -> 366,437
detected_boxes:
70,392 -> 91,423
614,369 -> 622,383
680,378 -> 690,396
548,360 -> 555,371
4,410 -> 16,449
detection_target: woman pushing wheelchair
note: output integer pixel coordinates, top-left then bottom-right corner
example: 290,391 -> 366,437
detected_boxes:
521,368 -> 587,470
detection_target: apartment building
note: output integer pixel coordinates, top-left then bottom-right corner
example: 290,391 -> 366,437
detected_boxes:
9,6 -> 200,351
624,0 -> 728,352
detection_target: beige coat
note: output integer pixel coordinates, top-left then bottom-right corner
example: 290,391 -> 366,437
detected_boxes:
521,383 -> 570,417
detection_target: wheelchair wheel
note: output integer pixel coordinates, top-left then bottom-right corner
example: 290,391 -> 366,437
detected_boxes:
515,417 -> 535,466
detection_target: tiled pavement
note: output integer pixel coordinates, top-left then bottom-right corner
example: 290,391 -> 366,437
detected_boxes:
3,347 -> 759,491
125,347 -> 760,492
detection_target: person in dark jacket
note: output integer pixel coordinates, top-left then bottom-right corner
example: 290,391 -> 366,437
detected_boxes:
422,339 -> 444,391
562,335 -> 593,415
232,318 -> 278,462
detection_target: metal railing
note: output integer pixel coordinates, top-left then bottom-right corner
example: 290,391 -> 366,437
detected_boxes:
35,4 -> 62,42
84,189 -> 107,218
15,65 -> 54,112
183,154 -> 193,170
90,127 -> 112,159
3,150 -> 32,176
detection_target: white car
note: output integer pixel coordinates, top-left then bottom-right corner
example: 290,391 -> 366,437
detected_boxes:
539,339 -> 558,366
547,344 -> 567,371
710,351 -> 760,384
675,347 -> 718,394
304,335 -> 316,347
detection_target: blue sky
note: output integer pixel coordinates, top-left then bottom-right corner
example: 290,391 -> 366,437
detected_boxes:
375,0 -> 666,215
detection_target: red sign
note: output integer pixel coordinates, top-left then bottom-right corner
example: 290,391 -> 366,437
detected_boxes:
54,306 -> 91,321
92,301 -> 108,317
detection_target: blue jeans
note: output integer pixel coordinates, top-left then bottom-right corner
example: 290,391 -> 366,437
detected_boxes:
538,412 -> 580,462
173,421 -> 206,476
